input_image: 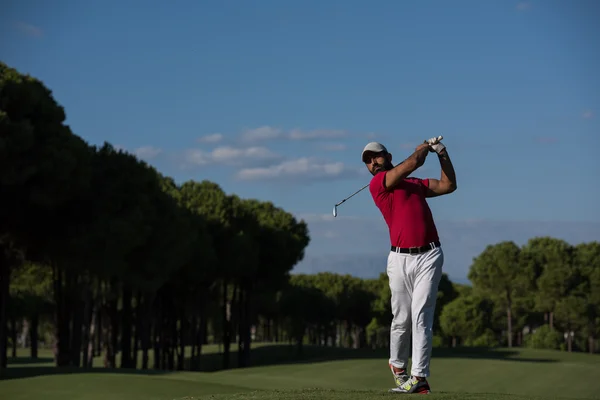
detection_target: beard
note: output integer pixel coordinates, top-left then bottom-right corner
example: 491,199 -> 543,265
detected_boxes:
370,159 -> 393,176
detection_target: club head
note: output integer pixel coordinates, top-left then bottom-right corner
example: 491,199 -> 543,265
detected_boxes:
332,205 -> 338,218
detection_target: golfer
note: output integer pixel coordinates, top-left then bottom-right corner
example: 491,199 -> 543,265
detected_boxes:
361,137 -> 457,394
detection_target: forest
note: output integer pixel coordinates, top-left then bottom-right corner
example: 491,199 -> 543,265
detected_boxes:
1,61 -> 599,376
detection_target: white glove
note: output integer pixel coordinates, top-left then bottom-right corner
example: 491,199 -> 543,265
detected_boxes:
425,135 -> 446,154
426,135 -> 443,145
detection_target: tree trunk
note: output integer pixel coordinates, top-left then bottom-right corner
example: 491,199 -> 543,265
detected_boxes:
103,284 -> 118,369
154,292 -> 165,370
237,287 -> 245,368
222,280 -> 231,370
133,294 -> 141,369
10,315 -> 17,358
152,321 -> 160,369
506,293 -> 513,348
20,318 -> 29,350
94,306 -> 102,357
0,246 -> 10,371
549,312 -> 554,330
191,298 -> 207,371
452,336 -> 457,348
30,312 -> 39,359
201,310 -> 208,346
177,313 -> 185,371
140,294 -> 152,370
70,275 -> 84,368
120,284 -> 134,368
168,304 -> 176,371
102,304 -> 112,368
85,303 -> 96,368
53,266 -> 72,367
153,316 -> 161,370
242,288 -> 252,368
589,334 -> 595,354
190,314 -> 198,371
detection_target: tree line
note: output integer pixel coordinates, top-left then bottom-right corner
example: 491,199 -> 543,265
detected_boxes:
0,62 -> 311,372
278,237 -> 599,356
2,62 -> 598,376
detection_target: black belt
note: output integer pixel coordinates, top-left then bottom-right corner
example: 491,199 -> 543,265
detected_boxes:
391,241 -> 440,255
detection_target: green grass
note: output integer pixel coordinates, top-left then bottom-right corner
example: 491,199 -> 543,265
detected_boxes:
1,344 -> 599,400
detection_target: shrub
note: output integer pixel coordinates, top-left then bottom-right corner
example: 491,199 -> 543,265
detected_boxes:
432,335 -> 444,348
468,328 -> 499,347
525,325 -> 562,350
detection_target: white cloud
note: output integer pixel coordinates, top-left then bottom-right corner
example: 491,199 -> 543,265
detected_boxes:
197,133 -> 223,143
240,126 -> 349,142
183,149 -> 211,166
15,22 -> 43,37
183,145 -> 280,167
582,110 -> 594,119
235,157 -> 360,181
241,126 -> 282,142
213,146 -> 279,163
134,146 -> 162,160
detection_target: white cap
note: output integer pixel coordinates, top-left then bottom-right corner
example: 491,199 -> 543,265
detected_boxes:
361,142 -> 388,162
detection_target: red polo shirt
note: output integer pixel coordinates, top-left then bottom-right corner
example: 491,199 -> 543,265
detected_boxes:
369,170 -> 439,248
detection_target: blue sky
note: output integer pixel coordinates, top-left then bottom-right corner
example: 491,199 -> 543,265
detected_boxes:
2,0 -> 599,282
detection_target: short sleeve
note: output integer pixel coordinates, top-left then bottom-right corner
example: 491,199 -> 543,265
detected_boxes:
369,171 -> 386,195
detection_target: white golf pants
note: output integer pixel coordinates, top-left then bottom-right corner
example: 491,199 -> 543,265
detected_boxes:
387,245 -> 443,377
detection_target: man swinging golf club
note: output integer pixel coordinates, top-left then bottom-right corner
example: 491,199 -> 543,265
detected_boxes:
361,136 -> 457,394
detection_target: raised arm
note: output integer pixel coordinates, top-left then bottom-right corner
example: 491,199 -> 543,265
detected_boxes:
384,144 -> 430,190
425,145 -> 457,197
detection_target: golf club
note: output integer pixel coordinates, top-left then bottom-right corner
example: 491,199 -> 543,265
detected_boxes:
332,182 -> 369,217
332,135 -> 443,217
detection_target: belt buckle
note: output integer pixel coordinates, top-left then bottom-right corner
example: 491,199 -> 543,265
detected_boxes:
408,246 -> 419,255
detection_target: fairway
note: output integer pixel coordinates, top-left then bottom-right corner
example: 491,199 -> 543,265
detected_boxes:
1,345 -> 598,400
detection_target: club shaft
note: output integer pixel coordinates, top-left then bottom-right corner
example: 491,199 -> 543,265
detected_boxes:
336,182 -> 369,206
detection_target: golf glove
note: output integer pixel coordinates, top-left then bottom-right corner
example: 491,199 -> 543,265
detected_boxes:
426,136 -> 446,154
426,135 -> 443,145
430,142 -> 445,154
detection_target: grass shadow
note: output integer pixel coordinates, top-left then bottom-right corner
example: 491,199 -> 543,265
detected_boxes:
1,363 -> 175,381
431,346 -> 559,363
184,344 -> 560,372
6,356 -> 54,365
2,343 -> 561,380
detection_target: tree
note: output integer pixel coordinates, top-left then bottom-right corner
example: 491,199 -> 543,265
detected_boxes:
573,242 -> 600,353
434,273 -> 459,344
9,262 -> 53,359
439,292 -> 486,347
0,62 -> 93,369
468,241 -> 524,347
521,237 -> 574,330
178,180 -> 237,369
236,199 -> 309,364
